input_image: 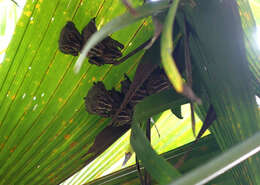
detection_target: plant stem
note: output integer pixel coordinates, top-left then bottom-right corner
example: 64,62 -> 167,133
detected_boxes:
170,131 -> 260,185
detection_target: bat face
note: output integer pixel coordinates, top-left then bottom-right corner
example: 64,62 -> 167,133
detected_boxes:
58,21 -> 83,56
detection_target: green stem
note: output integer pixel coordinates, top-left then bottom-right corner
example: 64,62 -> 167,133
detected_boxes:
170,131 -> 260,185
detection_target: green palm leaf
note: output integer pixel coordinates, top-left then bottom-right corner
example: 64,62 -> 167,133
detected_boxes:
0,0 -> 153,184
0,0 -> 260,184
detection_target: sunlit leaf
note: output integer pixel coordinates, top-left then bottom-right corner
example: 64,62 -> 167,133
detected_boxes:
0,0 -> 154,184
